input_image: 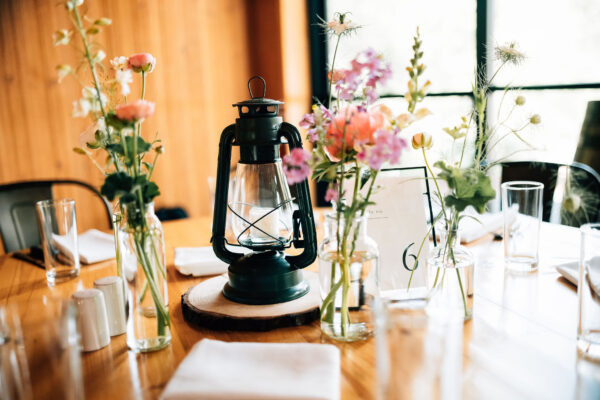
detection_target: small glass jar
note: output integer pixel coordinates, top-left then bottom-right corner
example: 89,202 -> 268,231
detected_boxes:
115,202 -> 171,352
318,213 -> 379,341
427,226 -> 474,321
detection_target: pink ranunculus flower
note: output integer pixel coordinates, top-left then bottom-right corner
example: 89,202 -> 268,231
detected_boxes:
282,148 -> 311,185
325,106 -> 388,160
128,53 -> 156,73
115,100 -> 156,122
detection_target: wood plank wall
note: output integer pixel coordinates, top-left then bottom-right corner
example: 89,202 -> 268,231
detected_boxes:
0,0 -> 311,250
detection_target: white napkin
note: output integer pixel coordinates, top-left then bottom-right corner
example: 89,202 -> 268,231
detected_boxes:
52,229 -> 115,264
556,257 -> 600,290
459,207 -> 518,244
556,261 -> 578,286
174,247 -> 229,276
78,229 -> 115,264
160,339 -> 340,400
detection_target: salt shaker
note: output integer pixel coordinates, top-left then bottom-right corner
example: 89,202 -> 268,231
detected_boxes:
72,289 -> 110,351
94,276 -> 127,336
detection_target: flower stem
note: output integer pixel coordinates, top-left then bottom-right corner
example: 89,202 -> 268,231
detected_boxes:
328,35 -> 341,108
71,6 -> 121,172
422,148 -> 447,222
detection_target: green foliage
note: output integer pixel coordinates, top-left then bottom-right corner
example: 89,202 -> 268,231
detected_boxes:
434,161 -> 496,213
101,172 -> 135,203
101,172 -> 160,204
105,112 -> 134,130
106,136 -> 151,166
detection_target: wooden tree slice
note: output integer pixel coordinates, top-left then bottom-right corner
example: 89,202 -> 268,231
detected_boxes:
181,271 -> 320,331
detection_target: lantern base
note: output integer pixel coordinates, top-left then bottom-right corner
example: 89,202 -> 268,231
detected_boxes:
222,250 -> 310,305
181,272 -> 319,331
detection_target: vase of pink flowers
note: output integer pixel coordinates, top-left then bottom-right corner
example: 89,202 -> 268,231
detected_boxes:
283,14 -> 434,341
55,0 -> 170,352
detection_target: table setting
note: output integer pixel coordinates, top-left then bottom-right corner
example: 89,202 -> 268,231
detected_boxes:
0,1 -> 599,399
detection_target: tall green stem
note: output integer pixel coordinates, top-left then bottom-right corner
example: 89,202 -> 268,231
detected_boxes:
328,35 -> 341,108
71,6 -> 121,172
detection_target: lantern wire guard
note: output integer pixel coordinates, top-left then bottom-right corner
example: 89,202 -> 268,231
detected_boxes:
210,76 -> 317,305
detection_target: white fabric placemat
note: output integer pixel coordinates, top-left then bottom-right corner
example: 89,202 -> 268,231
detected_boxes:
160,339 -> 340,400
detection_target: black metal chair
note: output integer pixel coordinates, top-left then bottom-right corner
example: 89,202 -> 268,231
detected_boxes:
0,180 -> 112,253
500,161 -> 600,226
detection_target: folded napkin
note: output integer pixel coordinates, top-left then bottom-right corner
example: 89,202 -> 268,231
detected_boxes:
161,339 -> 340,400
174,247 -> 229,276
459,207 -> 518,243
556,257 -> 600,289
556,261 -> 578,286
52,229 -> 115,264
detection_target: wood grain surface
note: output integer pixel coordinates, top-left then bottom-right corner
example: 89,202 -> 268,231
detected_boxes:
1,216 -> 598,399
0,0 -> 311,243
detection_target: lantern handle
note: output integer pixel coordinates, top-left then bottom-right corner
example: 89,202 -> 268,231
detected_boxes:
278,122 -> 317,269
247,75 -> 267,99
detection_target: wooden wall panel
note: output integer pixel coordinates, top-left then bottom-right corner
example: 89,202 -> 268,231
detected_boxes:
0,0 -> 311,250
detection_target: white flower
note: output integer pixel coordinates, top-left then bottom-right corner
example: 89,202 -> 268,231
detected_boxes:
65,0 -> 83,11
92,50 -> 106,64
53,29 -> 71,46
495,42 -> 525,65
72,99 -> 91,118
327,19 -> 356,35
56,64 -> 72,82
115,69 -> 133,96
110,56 -> 129,70
73,87 -> 106,117
322,12 -> 359,36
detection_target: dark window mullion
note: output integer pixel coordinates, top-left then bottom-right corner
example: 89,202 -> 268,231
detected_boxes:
488,83 -> 600,91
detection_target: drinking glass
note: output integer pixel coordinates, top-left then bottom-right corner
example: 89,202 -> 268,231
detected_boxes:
36,199 -> 80,284
501,181 -> 544,272
374,299 -> 463,400
578,223 -> 600,361
0,297 -> 84,399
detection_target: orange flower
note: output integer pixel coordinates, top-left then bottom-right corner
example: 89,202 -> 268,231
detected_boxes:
325,106 -> 387,160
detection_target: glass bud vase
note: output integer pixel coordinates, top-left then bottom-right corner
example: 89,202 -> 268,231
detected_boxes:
318,213 -> 379,342
427,226 -> 474,321
114,202 -> 171,352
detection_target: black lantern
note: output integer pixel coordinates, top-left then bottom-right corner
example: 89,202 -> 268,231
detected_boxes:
211,76 -> 317,305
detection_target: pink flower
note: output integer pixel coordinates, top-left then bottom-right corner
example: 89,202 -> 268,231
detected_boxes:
328,69 -> 346,84
357,129 -> 407,170
324,186 -> 339,203
333,49 -> 392,104
128,53 -> 156,73
299,105 -> 332,144
115,100 -> 156,122
282,148 -> 311,185
325,106 -> 388,160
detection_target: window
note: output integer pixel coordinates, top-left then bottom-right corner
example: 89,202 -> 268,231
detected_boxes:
308,0 -> 600,166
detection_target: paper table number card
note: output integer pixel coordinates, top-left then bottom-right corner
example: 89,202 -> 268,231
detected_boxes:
365,167 -> 435,301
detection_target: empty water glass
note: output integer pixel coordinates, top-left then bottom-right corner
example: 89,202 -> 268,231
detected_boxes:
578,223 -> 600,361
501,181 -> 544,272
36,199 -> 80,284
374,299 -> 463,400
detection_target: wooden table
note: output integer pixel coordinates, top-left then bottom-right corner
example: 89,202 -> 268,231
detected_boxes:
1,216 -> 599,399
